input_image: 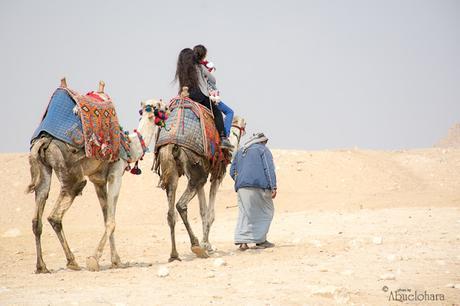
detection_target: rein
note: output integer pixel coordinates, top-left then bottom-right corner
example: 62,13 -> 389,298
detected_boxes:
231,124 -> 245,144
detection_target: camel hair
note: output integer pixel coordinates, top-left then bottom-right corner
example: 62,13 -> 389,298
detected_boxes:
156,87 -> 246,262
26,78 -> 166,273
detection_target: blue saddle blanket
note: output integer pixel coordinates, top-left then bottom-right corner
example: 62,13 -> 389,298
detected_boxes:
31,88 -> 84,147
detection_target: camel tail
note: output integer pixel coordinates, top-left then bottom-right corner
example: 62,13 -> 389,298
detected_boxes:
26,137 -> 50,194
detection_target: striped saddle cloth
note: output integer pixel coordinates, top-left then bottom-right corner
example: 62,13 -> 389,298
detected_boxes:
155,97 -> 222,162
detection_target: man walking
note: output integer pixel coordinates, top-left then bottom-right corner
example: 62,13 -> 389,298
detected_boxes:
230,133 -> 277,250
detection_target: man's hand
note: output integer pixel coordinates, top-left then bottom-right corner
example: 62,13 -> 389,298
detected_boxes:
271,189 -> 277,199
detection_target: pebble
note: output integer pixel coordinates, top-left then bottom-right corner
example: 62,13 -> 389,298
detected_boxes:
157,266 -> 169,277
386,254 -> 397,262
206,272 -> 215,278
372,237 -> 383,245
2,228 -> 21,238
379,273 -> 396,280
309,240 -> 322,247
436,260 -> 446,266
340,269 -> 353,276
213,258 -> 227,267
309,285 -> 350,304
0,287 -> 9,293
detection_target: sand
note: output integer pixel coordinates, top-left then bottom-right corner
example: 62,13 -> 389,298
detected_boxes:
0,148 -> 459,305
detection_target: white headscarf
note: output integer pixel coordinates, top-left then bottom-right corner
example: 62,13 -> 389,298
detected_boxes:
241,132 -> 268,153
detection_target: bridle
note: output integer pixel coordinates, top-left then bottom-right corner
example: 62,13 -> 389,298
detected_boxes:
231,124 -> 246,144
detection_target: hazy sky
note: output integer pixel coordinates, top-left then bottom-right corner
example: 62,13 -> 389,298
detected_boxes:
1,0 -> 459,152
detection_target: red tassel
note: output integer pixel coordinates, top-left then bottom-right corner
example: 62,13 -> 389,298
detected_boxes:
130,161 -> 142,175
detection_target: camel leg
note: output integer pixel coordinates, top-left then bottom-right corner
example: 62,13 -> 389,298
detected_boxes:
32,164 -> 52,274
166,179 -> 180,262
197,187 -> 212,252
48,180 -> 86,271
87,162 -> 124,271
202,178 -> 220,251
176,180 -> 209,258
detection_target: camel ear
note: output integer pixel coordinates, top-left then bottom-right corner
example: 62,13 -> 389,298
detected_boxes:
140,101 -> 146,108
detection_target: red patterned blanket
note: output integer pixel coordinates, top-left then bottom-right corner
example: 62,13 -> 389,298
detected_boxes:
77,92 -> 121,161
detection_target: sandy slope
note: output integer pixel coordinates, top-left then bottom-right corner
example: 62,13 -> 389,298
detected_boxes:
0,149 -> 459,305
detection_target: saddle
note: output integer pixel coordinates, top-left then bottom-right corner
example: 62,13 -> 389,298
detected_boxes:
155,96 -> 225,164
31,87 -> 125,162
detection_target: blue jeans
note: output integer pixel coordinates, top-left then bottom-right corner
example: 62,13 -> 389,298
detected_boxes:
216,101 -> 234,137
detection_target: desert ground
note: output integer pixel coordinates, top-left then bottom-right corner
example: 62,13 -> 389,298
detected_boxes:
0,148 -> 459,305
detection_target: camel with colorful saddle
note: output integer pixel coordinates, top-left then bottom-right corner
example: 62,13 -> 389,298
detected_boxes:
154,87 -> 246,261
27,78 -> 167,273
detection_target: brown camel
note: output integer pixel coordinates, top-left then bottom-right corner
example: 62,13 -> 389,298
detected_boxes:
155,88 -> 246,261
26,79 -> 165,273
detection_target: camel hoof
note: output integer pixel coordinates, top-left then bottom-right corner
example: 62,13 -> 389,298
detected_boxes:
168,256 -> 182,262
201,242 -> 216,253
191,245 -> 209,258
111,261 -> 128,269
35,266 -> 51,274
67,261 -> 81,271
86,256 -> 100,272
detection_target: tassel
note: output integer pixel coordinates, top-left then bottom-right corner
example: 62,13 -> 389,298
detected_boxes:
130,161 -> 142,175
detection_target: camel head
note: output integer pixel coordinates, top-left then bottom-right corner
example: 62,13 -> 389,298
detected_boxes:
139,99 -> 169,128
229,115 -> 246,160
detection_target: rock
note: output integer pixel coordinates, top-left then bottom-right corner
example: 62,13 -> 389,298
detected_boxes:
213,258 -> 227,267
379,273 -> 396,280
387,254 -> 404,262
309,240 -> 322,247
372,237 -> 383,245
157,266 -> 169,277
340,269 -> 353,276
2,228 -> 21,238
445,283 -> 455,288
436,260 -> 446,266
309,285 -> 350,304
206,272 -> 215,278
0,287 -> 9,293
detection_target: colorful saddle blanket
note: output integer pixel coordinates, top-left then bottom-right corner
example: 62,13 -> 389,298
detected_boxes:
31,87 -> 124,162
77,92 -> 121,161
155,97 -> 222,162
31,88 -> 84,148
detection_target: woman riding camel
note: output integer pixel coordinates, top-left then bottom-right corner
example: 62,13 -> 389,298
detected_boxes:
193,44 -> 235,140
174,48 -> 233,149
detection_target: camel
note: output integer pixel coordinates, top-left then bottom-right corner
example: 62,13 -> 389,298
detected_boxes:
26,78 -> 166,273
155,88 -> 246,261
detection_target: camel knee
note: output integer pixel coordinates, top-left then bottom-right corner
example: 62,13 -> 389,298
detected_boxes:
176,202 -> 187,213
47,217 -> 62,232
32,219 -> 42,236
73,179 -> 87,196
105,220 -> 116,233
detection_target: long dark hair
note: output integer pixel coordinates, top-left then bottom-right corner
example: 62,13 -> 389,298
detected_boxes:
174,48 -> 199,93
193,44 -> 207,62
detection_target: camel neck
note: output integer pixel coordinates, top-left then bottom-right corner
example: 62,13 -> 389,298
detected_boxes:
136,116 -> 157,148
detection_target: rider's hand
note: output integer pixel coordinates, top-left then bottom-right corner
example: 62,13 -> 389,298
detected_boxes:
271,189 -> 277,199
